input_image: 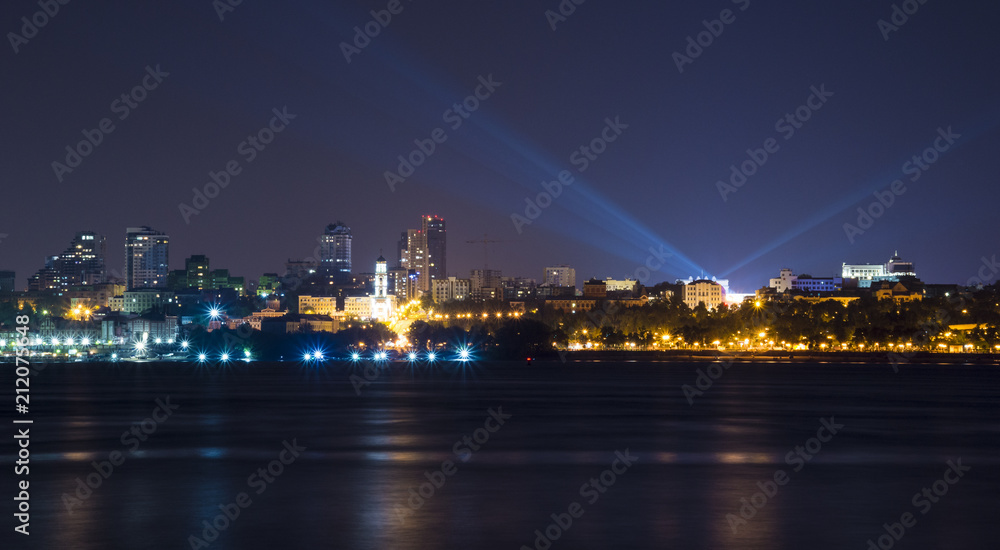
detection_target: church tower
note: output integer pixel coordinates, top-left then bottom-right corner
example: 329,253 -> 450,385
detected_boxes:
371,254 -> 394,322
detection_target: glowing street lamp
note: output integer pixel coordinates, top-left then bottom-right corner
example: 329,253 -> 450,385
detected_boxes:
427,352 -> 437,362
198,353 -> 207,362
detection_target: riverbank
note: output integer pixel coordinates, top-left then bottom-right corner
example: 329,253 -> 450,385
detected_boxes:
559,349 -> 1000,364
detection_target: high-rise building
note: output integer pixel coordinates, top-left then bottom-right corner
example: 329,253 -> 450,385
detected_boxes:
401,228 -> 428,293
0,270 -> 15,294
397,215 -> 446,295
125,226 -> 169,290
29,231 -> 107,291
423,215 -> 446,284
388,267 -> 409,299
320,222 -> 352,278
543,265 -> 576,288
397,231 -> 409,267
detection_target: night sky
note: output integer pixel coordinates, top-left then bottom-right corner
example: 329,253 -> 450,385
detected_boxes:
3,0 -> 998,291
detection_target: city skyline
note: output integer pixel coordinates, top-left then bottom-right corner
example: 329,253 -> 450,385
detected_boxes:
2,216 -> 973,295
1,1 -> 997,295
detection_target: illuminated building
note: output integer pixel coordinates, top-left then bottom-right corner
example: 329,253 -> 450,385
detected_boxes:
423,215 -> 447,285
470,269 -> 502,300
28,231 -> 106,291
122,289 -> 174,314
397,215 -> 446,295
769,268 -> 797,293
320,222 -> 352,279
544,265 -> 576,288
167,255 -> 245,293
842,251 -> 916,287
370,255 -> 395,322
125,226 -> 169,290
400,228 -> 428,293
432,277 -> 471,303
683,279 -> 725,310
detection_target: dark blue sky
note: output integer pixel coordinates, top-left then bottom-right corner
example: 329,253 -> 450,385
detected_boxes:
2,0 -> 998,291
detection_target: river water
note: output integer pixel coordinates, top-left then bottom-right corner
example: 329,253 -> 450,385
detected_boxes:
5,360 -> 998,549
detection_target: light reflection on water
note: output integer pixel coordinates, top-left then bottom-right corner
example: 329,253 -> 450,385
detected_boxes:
12,361 -> 1000,550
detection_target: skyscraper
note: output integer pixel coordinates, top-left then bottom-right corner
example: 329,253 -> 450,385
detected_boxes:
398,215 -> 446,295
423,215 -> 446,284
125,226 -> 169,290
402,228 -> 428,293
28,231 -> 107,291
320,222 -> 352,279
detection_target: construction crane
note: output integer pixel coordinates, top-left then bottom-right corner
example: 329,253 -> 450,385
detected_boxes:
466,233 -> 504,271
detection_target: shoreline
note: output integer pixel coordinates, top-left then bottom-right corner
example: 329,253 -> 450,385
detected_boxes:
6,350 -> 999,365
558,350 -> 1000,364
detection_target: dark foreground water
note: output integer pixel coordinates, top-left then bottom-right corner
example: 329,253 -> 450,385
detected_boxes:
3,360 -> 999,549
